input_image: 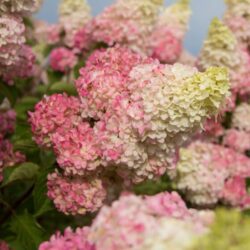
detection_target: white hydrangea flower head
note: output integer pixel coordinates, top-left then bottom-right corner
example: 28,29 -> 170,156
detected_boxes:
139,218 -> 202,250
156,0 -> 191,37
232,103 -> 250,132
0,0 -> 43,14
0,14 -> 25,66
174,144 -> 228,205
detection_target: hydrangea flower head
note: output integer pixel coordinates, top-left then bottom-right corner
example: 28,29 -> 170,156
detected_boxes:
232,103 -> 250,132
0,0 -> 43,15
191,209 -> 250,250
51,122 -> 102,176
34,21 -> 62,45
47,171 -> 107,215
223,103 -> 250,152
0,109 -> 16,136
89,192 -> 211,250
59,0 -> 91,46
31,47 -> 230,213
50,47 -> 77,73
0,14 -> 25,66
39,227 -> 94,250
223,129 -> 250,153
148,0 -> 191,63
0,137 -> 26,182
29,94 -> 82,148
156,0 -> 191,35
1,45 -> 36,84
224,0 -> 250,45
198,18 -> 240,71
0,241 -> 10,250
174,141 -> 250,207
90,0 -> 163,54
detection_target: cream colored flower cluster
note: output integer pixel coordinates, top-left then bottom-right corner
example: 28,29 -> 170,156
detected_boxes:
0,0 -> 43,15
198,18 -> 241,72
59,0 -> 91,46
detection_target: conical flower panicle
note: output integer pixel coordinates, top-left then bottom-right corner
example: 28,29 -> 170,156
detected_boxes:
198,18 -> 241,71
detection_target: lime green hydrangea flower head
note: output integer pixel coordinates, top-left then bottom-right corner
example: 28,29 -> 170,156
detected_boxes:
198,18 -> 241,72
191,209 -> 250,250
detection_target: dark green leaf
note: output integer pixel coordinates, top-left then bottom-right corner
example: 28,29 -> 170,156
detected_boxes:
2,162 -> 39,187
15,96 -> 39,120
0,82 -> 18,106
10,211 -> 45,250
33,167 -> 54,218
39,150 -> 56,168
47,69 -> 63,83
48,82 -> 77,96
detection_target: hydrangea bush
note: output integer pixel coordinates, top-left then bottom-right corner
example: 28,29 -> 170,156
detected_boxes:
1,0 -> 250,249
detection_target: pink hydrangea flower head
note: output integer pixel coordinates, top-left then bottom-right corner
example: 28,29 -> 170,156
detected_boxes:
223,103 -> 250,153
0,109 -> 16,136
222,176 -> 250,207
0,137 -> 26,182
174,141 -> 250,208
145,191 -> 191,218
224,0 -> 250,46
0,241 -> 10,250
223,129 -> 250,153
73,26 -> 92,53
39,227 -> 95,250
89,192 -> 211,250
149,26 -> 182,63
47,171 -> 107,215
75,46 -> 149,119
34,21 -> 62,45
148,0 -> 191,63
90,0 -> 163,54
52,122 -> 102,176
29,94 -> 82,149
50,47 -> 77,73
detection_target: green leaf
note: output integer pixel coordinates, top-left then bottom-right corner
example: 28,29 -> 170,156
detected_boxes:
11,122 -> 39,156
48,82 -> 77,96
9,211 -> 45,250
15,96 -> 39,120
134,174 -> 171,196
2,162 -> 39,187
39,150 -> 56,168
0,82 -> 18,106
47,69 -> 63,83
33,167 -> 54,218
